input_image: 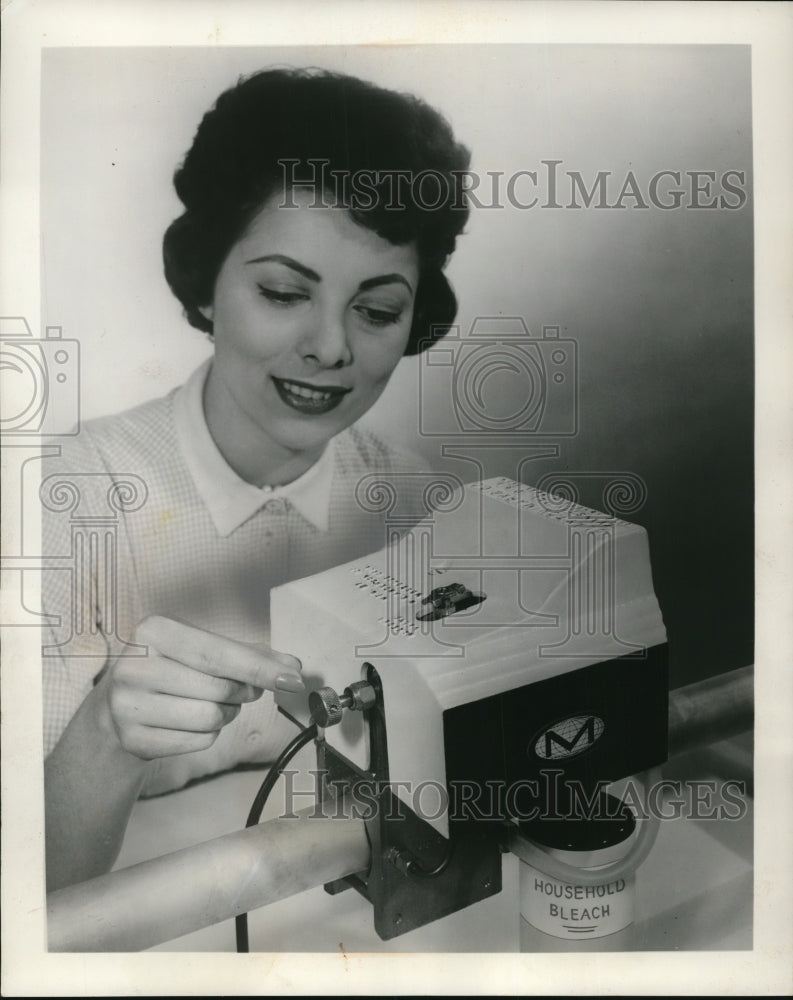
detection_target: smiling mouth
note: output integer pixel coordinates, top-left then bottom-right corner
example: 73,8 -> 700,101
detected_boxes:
272,376 -> 352,415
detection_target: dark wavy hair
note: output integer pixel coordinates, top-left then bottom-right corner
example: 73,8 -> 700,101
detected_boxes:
163,67 -> 471,355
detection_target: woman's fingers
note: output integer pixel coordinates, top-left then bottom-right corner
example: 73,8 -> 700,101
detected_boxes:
136,616 -> 303,692
106,615 -> 306,761
118,725 -> 222,760
110,689 -> 242,734
114,656 -> 261,704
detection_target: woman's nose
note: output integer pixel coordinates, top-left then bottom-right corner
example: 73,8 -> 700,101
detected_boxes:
299,311 -> 352,370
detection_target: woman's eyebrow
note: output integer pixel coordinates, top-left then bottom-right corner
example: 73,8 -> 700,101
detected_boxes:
358,273 -> 414,295
244,254 -> 320,282
245,255 -> 413,295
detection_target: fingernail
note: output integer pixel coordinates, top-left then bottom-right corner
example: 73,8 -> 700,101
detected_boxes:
275,673 -> 305,693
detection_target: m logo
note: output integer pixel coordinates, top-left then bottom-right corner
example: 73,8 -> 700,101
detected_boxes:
532,715 -> 605,760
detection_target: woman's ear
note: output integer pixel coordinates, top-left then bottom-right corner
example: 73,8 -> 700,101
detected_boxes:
197,303 -> 214,323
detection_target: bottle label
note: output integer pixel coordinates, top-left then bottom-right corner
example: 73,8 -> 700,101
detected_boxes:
520,864 -> 635,940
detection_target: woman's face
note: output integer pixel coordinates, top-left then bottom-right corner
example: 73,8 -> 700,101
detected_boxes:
201,190 -> 419,478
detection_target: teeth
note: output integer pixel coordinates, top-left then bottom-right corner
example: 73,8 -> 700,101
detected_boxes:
280,380 -> 334,402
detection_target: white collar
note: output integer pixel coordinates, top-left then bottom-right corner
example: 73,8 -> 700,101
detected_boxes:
173,359 -> 334,537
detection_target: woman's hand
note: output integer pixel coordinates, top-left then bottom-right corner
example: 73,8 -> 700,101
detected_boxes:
44,615 -> 304,889
97,615 -> 304,760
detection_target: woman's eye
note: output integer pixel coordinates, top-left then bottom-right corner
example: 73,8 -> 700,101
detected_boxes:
355,304 -> 403,327
257,285 -> 308,306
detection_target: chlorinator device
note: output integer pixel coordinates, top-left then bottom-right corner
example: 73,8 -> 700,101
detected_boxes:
271,476 -> 668,941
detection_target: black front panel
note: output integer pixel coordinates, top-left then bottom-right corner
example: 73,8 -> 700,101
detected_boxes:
443,644 -> 669,822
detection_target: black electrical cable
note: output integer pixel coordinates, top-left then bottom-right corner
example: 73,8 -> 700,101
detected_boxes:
235,722 -> 318,953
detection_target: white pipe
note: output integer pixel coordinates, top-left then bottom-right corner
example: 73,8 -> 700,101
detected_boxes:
47,805 -> 369,952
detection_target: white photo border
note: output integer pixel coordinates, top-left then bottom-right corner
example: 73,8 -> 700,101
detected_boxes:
1,0 -> 791,995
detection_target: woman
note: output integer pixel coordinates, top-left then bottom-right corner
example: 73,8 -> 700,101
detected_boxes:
42,67 -> 470,890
